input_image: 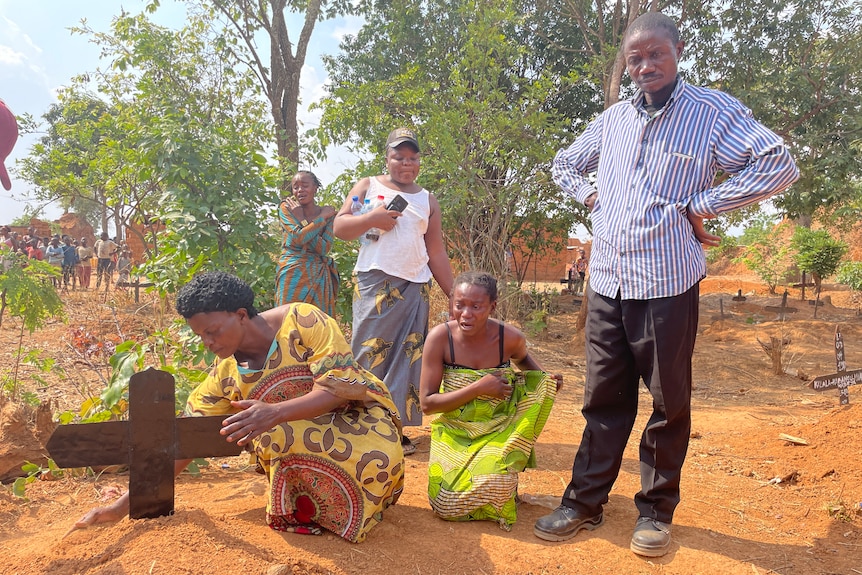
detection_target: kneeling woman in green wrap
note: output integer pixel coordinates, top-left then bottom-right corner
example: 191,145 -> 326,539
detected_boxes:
419,271 -> 561,530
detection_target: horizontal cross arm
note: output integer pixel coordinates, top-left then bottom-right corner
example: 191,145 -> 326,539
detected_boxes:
175,416 -> 245,459
46,421 -> 130,468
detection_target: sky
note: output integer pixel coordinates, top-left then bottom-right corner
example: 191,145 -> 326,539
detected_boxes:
0,0 -> 363,225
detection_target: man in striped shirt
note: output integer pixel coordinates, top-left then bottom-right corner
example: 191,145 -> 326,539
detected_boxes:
533,12 -> 799,557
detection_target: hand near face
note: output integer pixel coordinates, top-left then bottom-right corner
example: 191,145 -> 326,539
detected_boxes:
283,196 -> 300,211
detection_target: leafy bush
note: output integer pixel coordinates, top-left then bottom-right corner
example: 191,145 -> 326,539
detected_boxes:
735,218 -> 793,294
0,253 -> 66,402
58,319 -> 215,424
837,261 -> 862,311
791,228 -> 848,295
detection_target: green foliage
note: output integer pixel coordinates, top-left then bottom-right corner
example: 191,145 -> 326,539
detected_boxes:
184,457 -> 211,477
61,11 -> 281,298
837,261 -> 862,291
16,91 -> 111,228
64,319 -> 215,423
518,284 -> 558,337
2,349 -> 65,407
734,217 -> 793,294
694,0 -> 862,224
836,260 -> 862,311
11,460 -> 64,500
705,235 -> 739,266
791,227 -> 848,284
316,0 -> 580,282
328,238 -> 358,323
203,0 -> 346,170
0,255 -> 65,333
0,253 -> 66,402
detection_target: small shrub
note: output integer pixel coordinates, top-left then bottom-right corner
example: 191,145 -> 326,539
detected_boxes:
836,261 -> 862,311
792,227 -> 848,295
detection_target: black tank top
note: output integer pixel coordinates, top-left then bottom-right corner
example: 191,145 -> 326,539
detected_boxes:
445,321 -> 510,369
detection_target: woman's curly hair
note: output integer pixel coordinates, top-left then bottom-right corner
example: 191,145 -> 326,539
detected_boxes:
176,271 -> 259,318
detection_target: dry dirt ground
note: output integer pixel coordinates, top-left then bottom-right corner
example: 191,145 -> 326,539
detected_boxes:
0,275 -> 861,575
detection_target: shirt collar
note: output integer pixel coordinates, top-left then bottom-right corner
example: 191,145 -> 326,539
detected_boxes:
631,75 -> 686,113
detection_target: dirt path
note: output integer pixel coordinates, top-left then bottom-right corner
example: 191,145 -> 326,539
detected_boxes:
0,280 -> 860,575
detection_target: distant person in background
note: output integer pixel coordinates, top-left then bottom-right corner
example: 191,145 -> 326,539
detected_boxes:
0,99 -> 18,192
573,249 -> 588,295
26,239 -> 43,261
94,232 -> 118,290
275,171 -> 339,317
61,236 -> 79,290
0,226 -> 14,249
77,237 -> 93,289
45,236 -> 64,287
115,249 -> 132,287
0,225 -> 14,270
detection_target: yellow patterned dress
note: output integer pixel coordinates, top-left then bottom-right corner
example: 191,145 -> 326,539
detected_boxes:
185,303 -> 404,542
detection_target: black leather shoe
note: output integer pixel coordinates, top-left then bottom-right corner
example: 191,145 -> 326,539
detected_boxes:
533,505 -> 604,542
630,516 -> 672,557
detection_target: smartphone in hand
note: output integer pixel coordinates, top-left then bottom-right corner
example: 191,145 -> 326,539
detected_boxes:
387,194 -> 409,212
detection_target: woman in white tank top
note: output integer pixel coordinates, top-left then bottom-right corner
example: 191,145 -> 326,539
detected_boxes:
334,128 -> 454,455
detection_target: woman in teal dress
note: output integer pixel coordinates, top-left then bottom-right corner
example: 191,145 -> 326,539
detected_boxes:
276,171 -> 339,316
419,271 -> 561,529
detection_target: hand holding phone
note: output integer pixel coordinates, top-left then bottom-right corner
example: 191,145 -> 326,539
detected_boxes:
387,194 -> 409,212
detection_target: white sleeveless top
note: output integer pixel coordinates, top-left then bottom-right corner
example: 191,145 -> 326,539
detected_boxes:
355,176 -> 432,283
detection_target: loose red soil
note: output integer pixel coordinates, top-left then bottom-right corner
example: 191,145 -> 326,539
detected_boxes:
0,276 -> 860,575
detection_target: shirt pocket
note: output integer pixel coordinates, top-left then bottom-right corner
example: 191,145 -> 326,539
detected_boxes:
650,151 -> 700,204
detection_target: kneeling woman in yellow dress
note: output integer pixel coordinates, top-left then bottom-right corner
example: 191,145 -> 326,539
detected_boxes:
75,271 -> 403,543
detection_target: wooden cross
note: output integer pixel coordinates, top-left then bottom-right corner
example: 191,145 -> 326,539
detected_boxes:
764,291 -> 798,320
46,368 -> 242,518
808,326 -> 862,405
115,279 -> 155,303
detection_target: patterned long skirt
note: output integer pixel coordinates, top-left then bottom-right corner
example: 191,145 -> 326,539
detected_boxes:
351,270 -> 431,426
257,403 -> 404,543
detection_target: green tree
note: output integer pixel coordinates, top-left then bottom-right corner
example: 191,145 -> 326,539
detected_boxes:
17,91 -> 115,232
735,217 -> 793,294
791,227 -> 848,296
698,0 -> 862,225
0,253 -> 65,402
316,0 -> 579,284
71,9 -> 279,297
199,0 -> 352,177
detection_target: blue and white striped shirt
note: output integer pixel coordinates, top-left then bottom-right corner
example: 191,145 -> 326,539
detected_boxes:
553,77 -> 799,300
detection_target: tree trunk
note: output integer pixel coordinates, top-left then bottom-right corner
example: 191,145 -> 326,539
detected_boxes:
769,336 -> 783,375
